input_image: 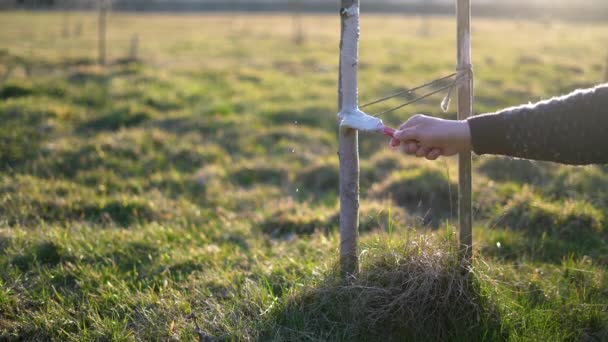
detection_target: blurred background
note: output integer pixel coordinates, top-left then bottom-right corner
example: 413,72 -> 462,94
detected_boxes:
3,0 -> 608,69
1,1 -> 608,340
2,0 -> 608,21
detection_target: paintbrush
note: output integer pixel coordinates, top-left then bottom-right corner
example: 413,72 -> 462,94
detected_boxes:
339,109 -> 396,138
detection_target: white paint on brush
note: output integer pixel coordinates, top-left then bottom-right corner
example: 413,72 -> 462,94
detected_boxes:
339,109 -> 385,132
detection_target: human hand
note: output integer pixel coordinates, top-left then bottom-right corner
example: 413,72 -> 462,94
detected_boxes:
389,114 -> 472,160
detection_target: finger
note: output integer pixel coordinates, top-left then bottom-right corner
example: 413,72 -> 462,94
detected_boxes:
407,142 -> 418,154
394,128 -> 419,141
409,114 -> 424,122
398,115 -> 420,130
416,146 -> 431,158
426,148 -> 442,160
389,137 -> 401,148
400,142 -> 417,155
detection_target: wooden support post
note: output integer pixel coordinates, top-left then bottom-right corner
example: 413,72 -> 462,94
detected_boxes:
62,1 -> 71,59
98,0 -> 107,66
62,9 -> 70,38
456,0 -> 473,261
290,0 -> 304,45
604,52 -> 608,83
129,34 -> 139,61
338,0 -> 360,276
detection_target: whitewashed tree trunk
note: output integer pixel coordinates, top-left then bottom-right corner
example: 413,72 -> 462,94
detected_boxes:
456,0 -> 473,261
338,0 -> 360,276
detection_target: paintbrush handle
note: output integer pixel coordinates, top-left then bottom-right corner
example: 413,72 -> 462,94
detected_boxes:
381,126 -> 396,138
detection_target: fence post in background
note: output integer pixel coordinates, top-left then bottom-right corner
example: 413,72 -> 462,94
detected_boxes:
74,21 -> 83,37
456,0 -> 473,261
290,0 -> 304,45
62,8 -> 70,38
338,0 -> 360,277
61,1 -> 71,60
129,34 -> 139,61
25,34 -> 33,77
417,16 -> 431,38
98,0 -> 108,66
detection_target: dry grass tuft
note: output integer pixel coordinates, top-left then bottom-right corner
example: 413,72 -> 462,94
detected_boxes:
265,234 -> 504,341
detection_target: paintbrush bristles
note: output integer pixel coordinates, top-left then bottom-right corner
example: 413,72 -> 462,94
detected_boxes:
339,109 -> 385,132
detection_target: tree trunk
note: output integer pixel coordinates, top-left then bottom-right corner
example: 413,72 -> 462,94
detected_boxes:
338,0 -> 360,276
456,0 -> 473,261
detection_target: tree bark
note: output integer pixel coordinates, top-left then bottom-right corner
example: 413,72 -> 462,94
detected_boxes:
456,0 -> 473,261
338,0 -> 360,276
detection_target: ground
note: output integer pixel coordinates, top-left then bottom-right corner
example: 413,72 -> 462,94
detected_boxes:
1,11 -> 608,341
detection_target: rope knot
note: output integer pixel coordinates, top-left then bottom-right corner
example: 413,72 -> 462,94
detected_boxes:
441,64 -> 473,112
359,65 -> 474,117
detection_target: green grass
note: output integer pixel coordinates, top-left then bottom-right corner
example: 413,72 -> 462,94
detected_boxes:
1,11 -> 608,340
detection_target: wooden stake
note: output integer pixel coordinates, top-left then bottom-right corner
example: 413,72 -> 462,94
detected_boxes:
62,10 -> 70,38
338,0 -> 360,276
417,16 -> 431,38
129,34 -> 139,61
604,53 -> 608,83
290,0 -> 304,45
456,0 -> 473,261
74,22 -> 83,37
98,0 -> 107,66
62,3 -> 71,60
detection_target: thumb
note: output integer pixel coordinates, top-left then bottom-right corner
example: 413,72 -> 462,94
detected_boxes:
394,127 -> 419,141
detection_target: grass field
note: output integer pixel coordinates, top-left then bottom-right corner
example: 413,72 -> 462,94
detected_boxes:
1,11 -> 608,341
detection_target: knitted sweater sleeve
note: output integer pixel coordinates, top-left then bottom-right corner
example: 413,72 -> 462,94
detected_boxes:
467,84 -> 608,165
